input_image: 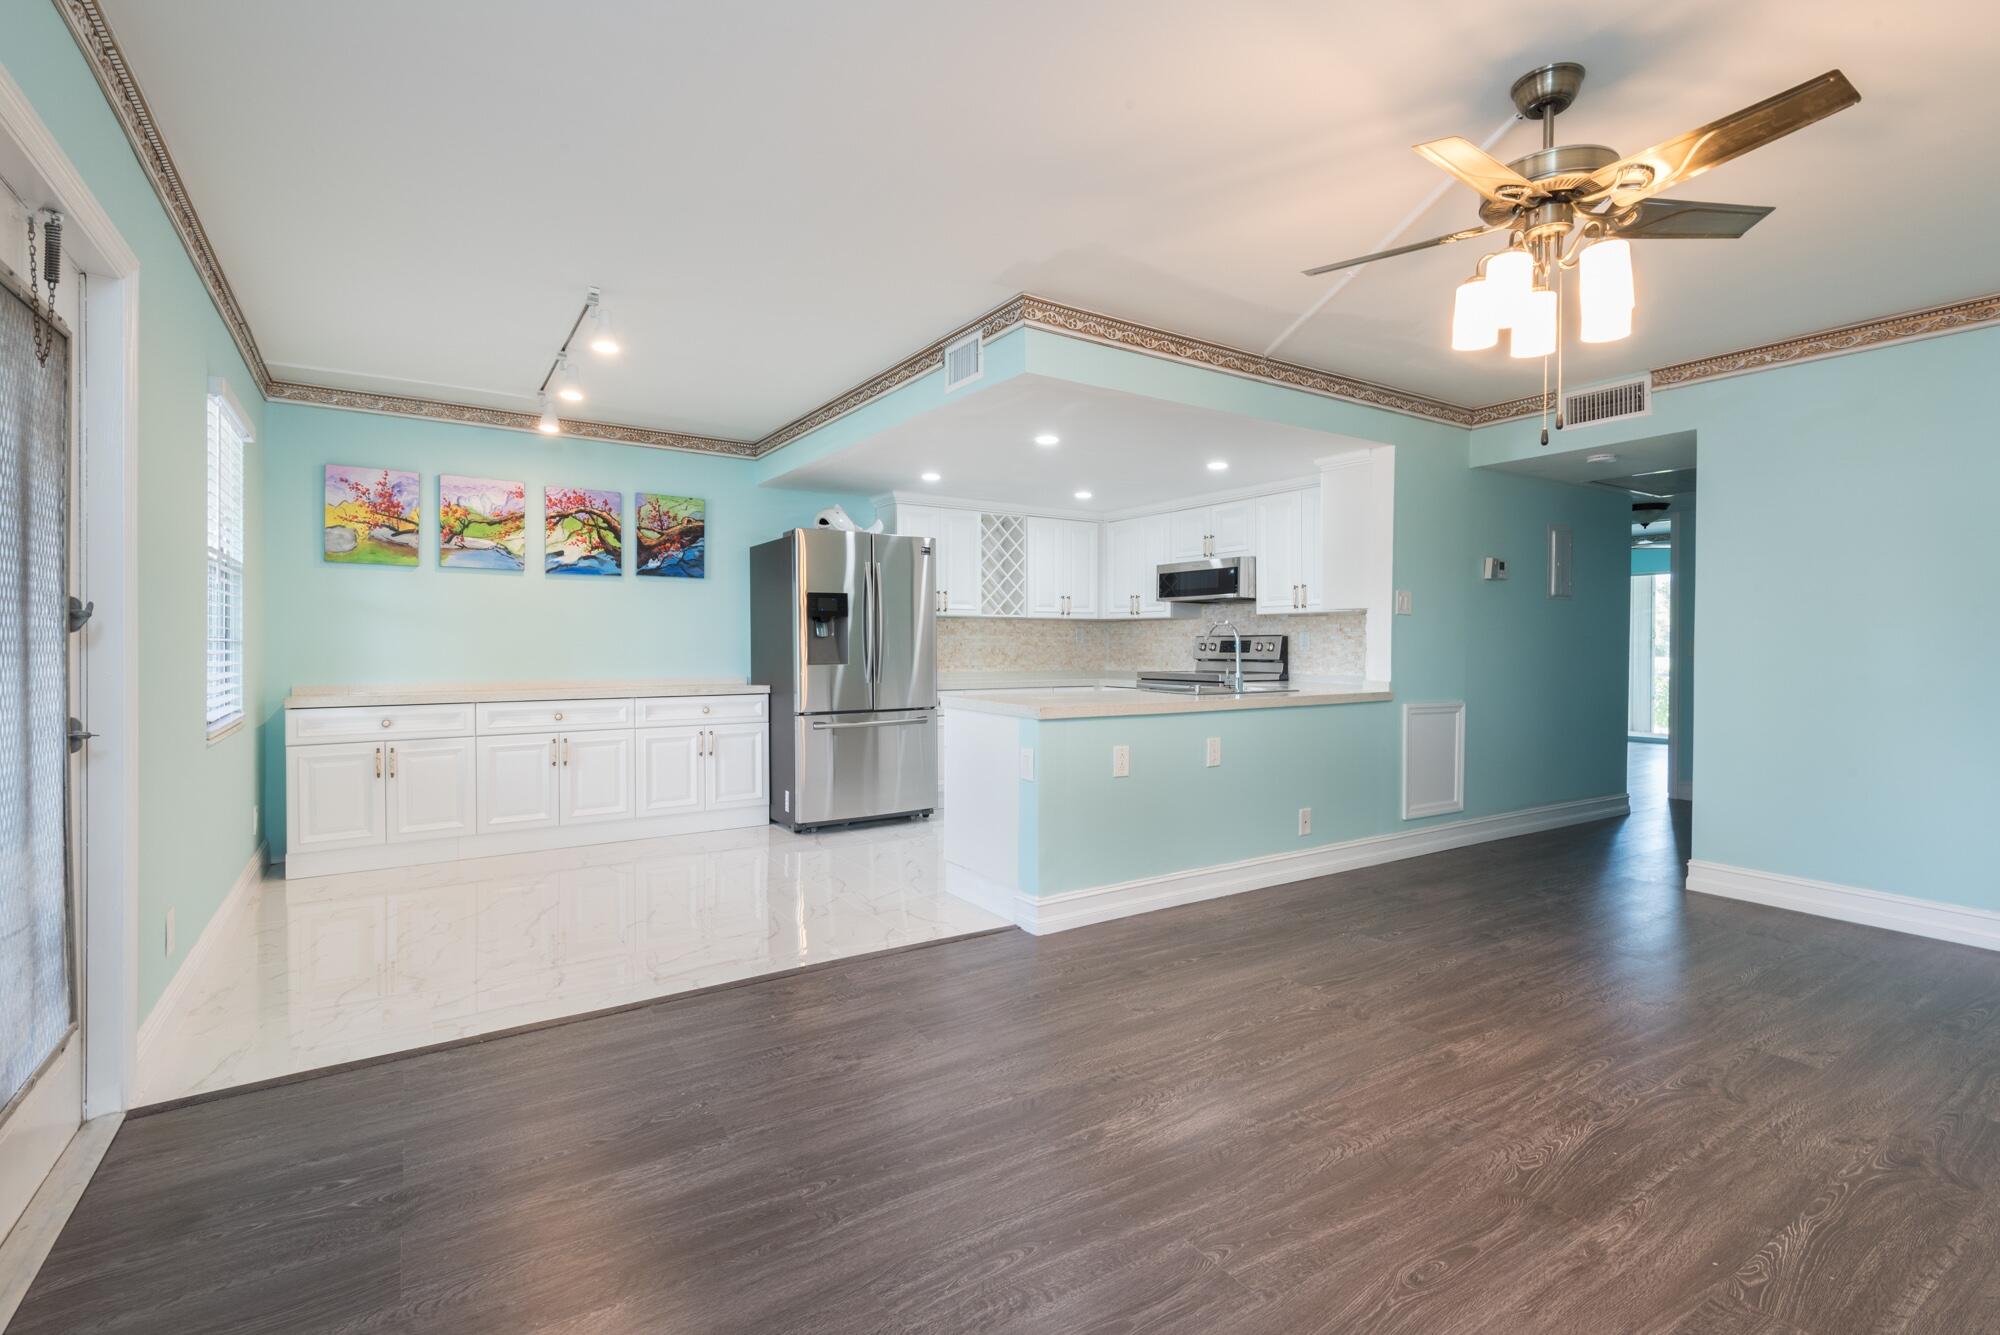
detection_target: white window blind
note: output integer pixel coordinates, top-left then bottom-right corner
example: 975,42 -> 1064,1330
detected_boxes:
205,393 -> 247,738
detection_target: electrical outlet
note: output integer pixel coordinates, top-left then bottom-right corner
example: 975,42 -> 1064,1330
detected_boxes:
165,906 -> 176,957
1394,589 -> 1414,615
1019,747 -> 1036,781
1298,807 -> 1312,837
1111,745 -> 1130,778
1205,737 -> 1221,768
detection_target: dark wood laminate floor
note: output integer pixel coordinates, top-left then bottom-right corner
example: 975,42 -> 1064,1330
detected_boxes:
16,748 -> 2000,1334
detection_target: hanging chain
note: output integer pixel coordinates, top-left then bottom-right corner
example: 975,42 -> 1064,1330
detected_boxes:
27,216 -> 56,366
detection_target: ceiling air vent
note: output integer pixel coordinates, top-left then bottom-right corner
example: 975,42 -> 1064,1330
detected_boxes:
1563,374 -> 1651,428
941,331 -> 984,391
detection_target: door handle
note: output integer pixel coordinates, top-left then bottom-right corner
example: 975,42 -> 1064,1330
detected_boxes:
375,746 -> 382,778
562,736 -> 570,767
389,746 -> 397,778
811,716 -> 927,730
550,736 -> 557,767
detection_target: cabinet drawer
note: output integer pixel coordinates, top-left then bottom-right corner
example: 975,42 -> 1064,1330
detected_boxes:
633,694 -> 766,726
286,703 -> 474,745
476,698 -> 634,735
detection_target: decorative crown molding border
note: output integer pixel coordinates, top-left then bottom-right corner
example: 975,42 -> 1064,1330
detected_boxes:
54,0 -> 2000,459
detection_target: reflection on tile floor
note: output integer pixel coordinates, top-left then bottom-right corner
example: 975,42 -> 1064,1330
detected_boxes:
137,817 -> 1006,1104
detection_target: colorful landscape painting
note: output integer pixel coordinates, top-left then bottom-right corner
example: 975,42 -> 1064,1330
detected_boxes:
324,465 -> 420,565
544,487 -> 622,575
438,475 -> 527,572
636,493 -> 705,578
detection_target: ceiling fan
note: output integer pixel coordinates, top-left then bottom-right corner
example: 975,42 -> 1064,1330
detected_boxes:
1302,62 -> 1860,436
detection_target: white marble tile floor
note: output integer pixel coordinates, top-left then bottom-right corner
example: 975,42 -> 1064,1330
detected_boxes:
135,817 -> 1006,1105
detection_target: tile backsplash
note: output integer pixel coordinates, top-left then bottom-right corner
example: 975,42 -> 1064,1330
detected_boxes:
937,611 -> 1369,678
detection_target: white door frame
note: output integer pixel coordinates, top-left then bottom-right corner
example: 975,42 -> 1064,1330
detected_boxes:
0,61 -> 142,1124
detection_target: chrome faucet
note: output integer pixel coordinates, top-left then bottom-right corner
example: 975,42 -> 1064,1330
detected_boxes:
1207,618 -> 1244,691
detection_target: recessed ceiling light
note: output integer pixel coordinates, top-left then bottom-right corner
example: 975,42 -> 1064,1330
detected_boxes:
1073,490 -> 1093,501
1207,460 -> 1228,471
1034,433 -> 1060,447
920,471 -> 941,483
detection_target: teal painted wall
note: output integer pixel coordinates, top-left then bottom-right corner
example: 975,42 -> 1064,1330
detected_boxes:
1476,327 -> 1998,909
258,401 -> 871,858
2,2 -> 269,1019
1631,546 -> 1671,576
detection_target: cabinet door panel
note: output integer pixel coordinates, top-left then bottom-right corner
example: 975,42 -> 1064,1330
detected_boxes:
1299,490 -> 1323,612
1211,500 -> 1255,556
477,734 -> 561,834
1065,521 -> 1099,618
938,509 -> 983,616
387,736 -> 476,844
1136,513 -> 1172,617
1254,491 -> 1302,614
288,742 -> 387,853
635,727 -> 704,817
1024,516 -> 1065,617
706,723 -> 770,811
1167,507 -> 1209,559
561,730 -> 636,825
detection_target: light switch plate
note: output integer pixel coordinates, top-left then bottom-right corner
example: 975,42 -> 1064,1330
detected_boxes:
1111,744 -> 1130,778
1481,557 -> 1509,581
1019,747 -> 1036,781
1205,737 -> 1221,767
1394,589 -> 1413,615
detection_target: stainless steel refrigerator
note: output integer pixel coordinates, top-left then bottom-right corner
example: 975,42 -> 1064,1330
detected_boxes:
749,528 -> 939,831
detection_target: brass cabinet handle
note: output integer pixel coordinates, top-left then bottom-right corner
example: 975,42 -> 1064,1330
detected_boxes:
550,736 -> 557,767
374,746 -> 382,778
562,736 -> 569,767
388,746 -> 397,778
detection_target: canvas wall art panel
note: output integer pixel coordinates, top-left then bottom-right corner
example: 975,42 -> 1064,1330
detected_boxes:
544,487 -> 622,575
439,475 -> 527,571
636,493 -> 705,578
324,465 -> 420,565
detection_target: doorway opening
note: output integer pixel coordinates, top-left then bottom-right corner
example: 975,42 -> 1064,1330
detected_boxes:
1629,520 -> 1672,743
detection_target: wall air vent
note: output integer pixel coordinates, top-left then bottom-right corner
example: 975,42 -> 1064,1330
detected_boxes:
1563,374 -> 1651,428
941,331 -> 984,391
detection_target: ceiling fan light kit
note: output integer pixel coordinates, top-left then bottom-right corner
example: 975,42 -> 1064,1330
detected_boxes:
1304,62 -> 1860,442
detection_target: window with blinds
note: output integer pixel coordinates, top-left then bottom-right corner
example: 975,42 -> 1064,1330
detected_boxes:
205,393 -> 247,738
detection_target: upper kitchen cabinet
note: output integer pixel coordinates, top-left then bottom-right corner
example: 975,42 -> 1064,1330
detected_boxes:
1025,516 -> 1099,618
1104,513 -> 1171,618
1253,488 -> 1324,615
892,504 -> 981,616
1168,500 -> 1254,560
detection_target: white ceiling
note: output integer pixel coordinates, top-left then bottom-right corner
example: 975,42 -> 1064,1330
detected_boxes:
772,374 -> 1355,512
99,0 -> 2000,441
1487,429 -> 1696,491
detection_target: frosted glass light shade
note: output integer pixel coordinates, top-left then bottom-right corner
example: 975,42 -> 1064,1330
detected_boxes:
1579,238 -> 1636,343
1450,276 -> 1498,351
587,301 -> 620,355
1509,286 -> 1557,359
1484,249 -> 1534,328
537,398 -> 562,434
556,359 -> 584,402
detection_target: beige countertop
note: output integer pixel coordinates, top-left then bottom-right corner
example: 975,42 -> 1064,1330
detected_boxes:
939,670 -> 1134,691
940,681 -> 1391,720
286,680 -> 768,709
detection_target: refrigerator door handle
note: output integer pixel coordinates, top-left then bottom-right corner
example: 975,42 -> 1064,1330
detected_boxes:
870,561 -> 885,686
811,716 -> 928,730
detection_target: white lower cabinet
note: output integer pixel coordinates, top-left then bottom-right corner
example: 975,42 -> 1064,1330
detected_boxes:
285,690 -> 770,878
559,730 -> 636,826
706,722 -> 769,811
387,736 -> 477,843
288,741 -> 387,854
477,733 -> 563,834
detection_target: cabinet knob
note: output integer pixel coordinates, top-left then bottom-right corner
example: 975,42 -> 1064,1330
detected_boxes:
701,705 -> 711,715
554,711 -> 564,721
379,718 -> 392,729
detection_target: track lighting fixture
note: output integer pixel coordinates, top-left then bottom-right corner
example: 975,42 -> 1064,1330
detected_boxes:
587,289 -> 620,356
556,358 -> 584,403
537,397 -> 562,435
535,287 -> 622,435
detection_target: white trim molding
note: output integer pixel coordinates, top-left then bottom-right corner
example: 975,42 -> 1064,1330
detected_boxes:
136,845 -> 265,1072
1685,860 -> 2000,953
970,793 -> 1630,935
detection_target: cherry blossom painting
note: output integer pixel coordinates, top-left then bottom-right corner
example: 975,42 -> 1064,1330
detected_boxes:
324,465 -> 420,565
438,475 -> 527,572
544,487 -> 622,575
636,493 -> 705,578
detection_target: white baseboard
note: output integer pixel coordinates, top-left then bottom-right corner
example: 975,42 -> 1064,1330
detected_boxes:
967,793 -> 1630,935
1686,860 -> 2000,953
137,844 -> 265,1065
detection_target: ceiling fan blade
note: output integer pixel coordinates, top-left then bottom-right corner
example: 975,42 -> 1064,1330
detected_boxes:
1412,137 -> 1538,205
1611,198 -> 1774,240
1578,70 -> 1860,208
1301,224 -> 1503,277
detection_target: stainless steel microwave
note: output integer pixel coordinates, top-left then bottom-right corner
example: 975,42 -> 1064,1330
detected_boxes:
1157,556 -> 1256,603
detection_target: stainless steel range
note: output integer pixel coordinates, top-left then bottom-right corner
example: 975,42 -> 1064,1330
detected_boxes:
1135,626 -> 1291,695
